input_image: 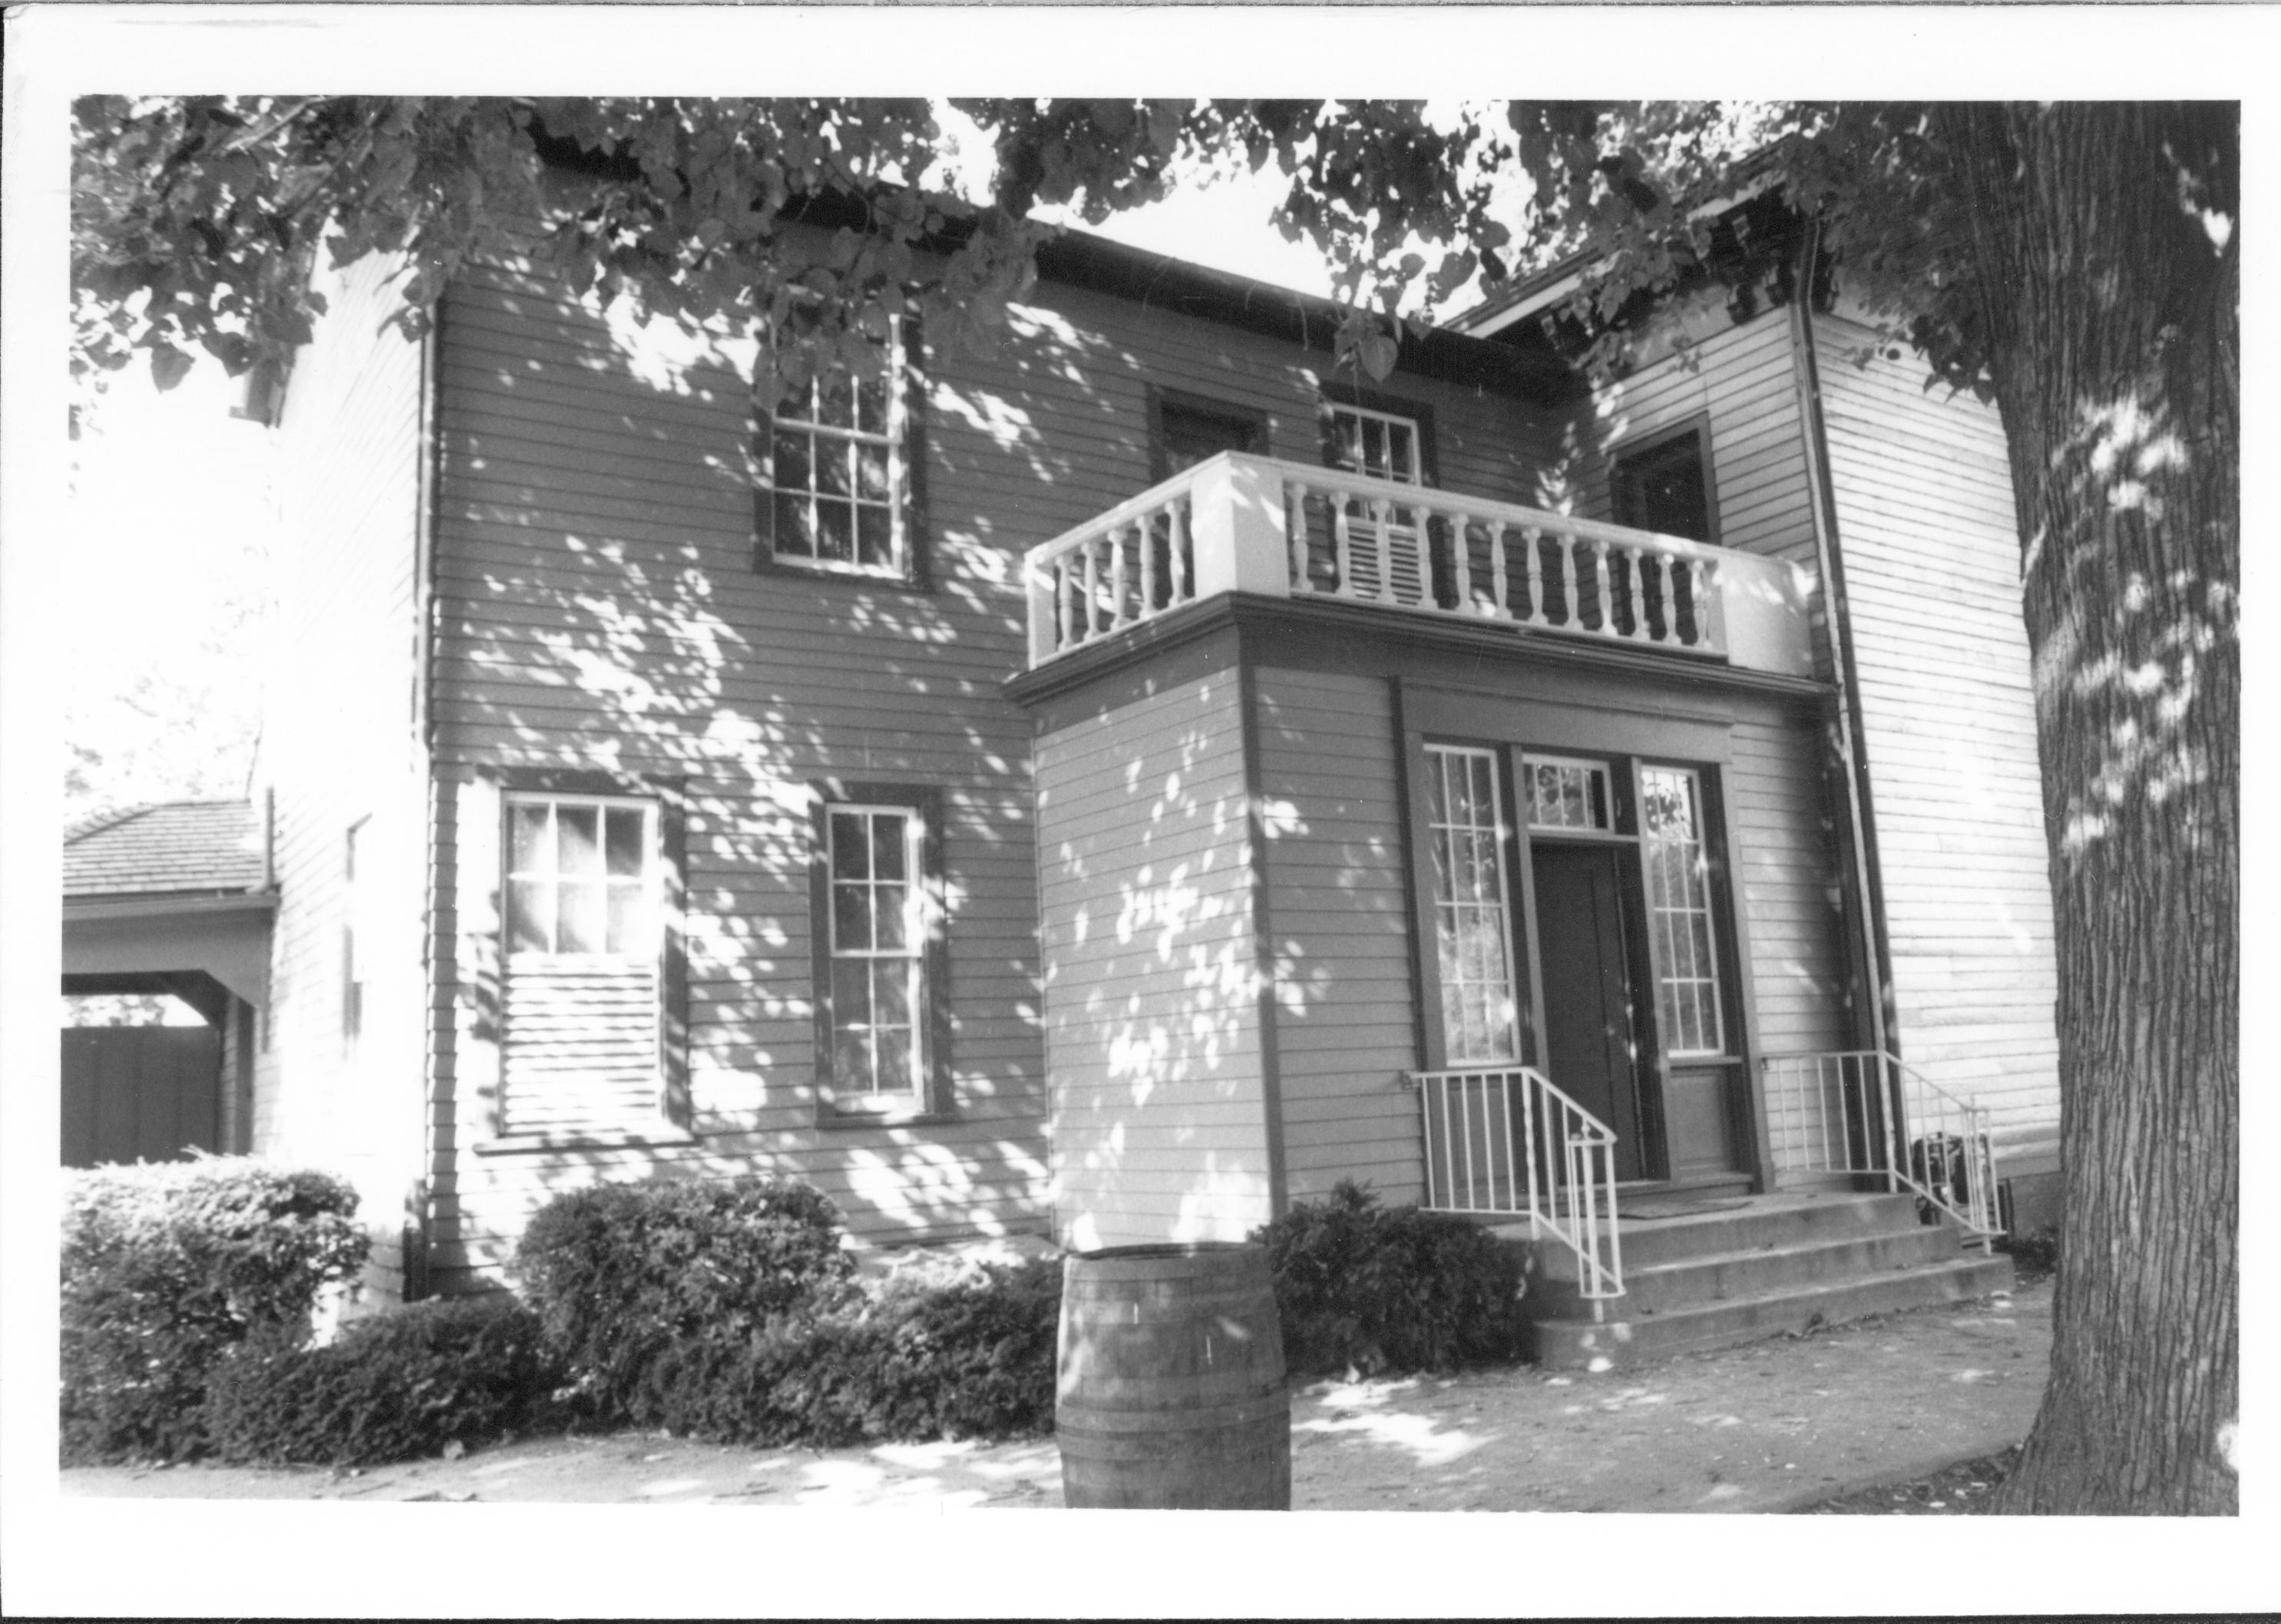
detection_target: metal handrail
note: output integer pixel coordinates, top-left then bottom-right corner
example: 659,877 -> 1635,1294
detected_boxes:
1408,1065 -> 1625,1306
1758,1049 -> 2004,1251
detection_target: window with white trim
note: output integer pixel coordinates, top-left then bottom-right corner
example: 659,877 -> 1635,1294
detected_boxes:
1329,402 -> 1424,485
499,793 -> 663,1134
759,322 -> 907,578
1522,754 -> 1613,832
1639,766 -> 1726,1056
822,802 -> 930,1106
1423,745 -> 1522,1064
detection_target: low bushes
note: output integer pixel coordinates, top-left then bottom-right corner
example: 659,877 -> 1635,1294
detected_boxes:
514,1175 -> 852,1421
61,1159 -> 369,1464
205,1293 -> 559,1467
1251,1180 -> 1527,1377
514,1177 -> 1061,1449
635,1257 -> 1063,1447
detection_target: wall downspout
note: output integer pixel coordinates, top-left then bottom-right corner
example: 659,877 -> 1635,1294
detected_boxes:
1786,227 -> 1894,1078
405,305 -> 442,1300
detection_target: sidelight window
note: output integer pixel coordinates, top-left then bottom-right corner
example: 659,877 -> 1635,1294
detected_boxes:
1423,745 -> 1521,1063
1639,766 -> 1725,1056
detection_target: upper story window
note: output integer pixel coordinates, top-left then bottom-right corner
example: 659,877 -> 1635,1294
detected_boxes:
758,321 -> 911,580
1151,389 -> 1268,481
1328,401 -> 1425,485
1610,418 -> 1717,545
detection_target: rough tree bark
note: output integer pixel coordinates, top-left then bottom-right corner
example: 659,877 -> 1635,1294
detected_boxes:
1945,102 -> 2238,1515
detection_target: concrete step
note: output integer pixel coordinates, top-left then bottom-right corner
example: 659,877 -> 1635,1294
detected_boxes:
1503,1191 -> 1930,1281
1531,1252 -> 2016,1371
1528,1221 -> 1963,1320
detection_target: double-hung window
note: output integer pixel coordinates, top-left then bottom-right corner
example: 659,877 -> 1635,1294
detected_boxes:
759,321 -> 909,579
813,789 -> 941,1116
498,792 -> 664,1135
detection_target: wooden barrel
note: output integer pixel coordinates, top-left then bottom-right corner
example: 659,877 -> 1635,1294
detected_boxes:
1056,1242 -> 1291,1510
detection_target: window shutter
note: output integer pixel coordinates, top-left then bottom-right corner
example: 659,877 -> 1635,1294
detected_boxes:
500,960 -> 660,1133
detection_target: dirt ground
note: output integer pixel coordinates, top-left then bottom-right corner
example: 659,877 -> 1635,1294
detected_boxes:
61,1277 -> 2048,1513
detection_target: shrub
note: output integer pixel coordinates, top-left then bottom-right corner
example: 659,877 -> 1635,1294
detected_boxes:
204,1293 -> 560,1466
635,1256 -> 1063,1447
1251,1180 -> 1527,1377
512,1175 -> 854,1421
61,1159 -> 369,1464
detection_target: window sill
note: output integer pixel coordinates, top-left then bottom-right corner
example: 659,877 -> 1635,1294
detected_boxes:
752,554 -> 934,597
473,1126 -> 699,1156
815,1104 -> 954,1130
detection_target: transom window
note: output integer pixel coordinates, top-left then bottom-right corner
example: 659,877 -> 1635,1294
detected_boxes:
825,804 -> 927,1103
760,322 -> 906,577
1523,754 -> 1613,832
1423,745 -> 1521,1063
1329,402 -> 1423,485
1639,766 -> 1725,1056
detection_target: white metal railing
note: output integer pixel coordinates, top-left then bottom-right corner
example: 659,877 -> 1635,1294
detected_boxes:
1023,453 -> 1815,676
1410,1065 -> 1625,1307
1760,1050 -> 2002,1249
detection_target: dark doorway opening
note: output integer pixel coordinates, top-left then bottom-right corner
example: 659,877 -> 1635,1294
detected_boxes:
1530,842 -> 1654,1182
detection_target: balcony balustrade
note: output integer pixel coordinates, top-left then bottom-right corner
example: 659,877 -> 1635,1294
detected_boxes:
1024,452 -> 1814,677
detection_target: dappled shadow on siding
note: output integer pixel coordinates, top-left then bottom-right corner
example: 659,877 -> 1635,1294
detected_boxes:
431,261 -> 1152,1265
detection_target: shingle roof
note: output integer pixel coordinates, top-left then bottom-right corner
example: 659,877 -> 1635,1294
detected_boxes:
64,799 -> 266,898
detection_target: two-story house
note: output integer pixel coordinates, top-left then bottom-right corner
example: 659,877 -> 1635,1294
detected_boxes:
247,193 -> 2057,1358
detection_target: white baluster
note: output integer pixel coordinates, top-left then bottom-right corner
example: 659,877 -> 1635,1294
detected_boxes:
1692,557 -> 1718,650
1592,541 -> 1612,635
1486,520 -> 1508,618
1109,525 -> 1131,628
1140,508 -> 1158,616
1447,511 -> 1471,612
1559,534 -> 1581,626
1524,528 -> 1545,624
1171,497 -> 1192,603
1287,482 -> 1312,593
1369,498 -> 1393,600
1333,498 -> 1355,597
1056,554 -> 1075,649
1082,538 -> 1101,639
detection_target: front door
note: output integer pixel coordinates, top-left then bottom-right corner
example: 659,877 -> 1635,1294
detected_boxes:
1530,842 -> 1651,1182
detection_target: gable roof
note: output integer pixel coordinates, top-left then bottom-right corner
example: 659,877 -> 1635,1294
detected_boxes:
64,799 -> 266,899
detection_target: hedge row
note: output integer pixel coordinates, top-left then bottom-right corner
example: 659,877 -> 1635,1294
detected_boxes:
64,1163 -> 1529,1470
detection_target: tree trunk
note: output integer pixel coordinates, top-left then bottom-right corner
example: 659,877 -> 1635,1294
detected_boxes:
1943,103 -> 2238,1514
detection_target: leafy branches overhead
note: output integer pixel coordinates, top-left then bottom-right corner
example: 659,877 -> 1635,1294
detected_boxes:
73,97 -> 1875,406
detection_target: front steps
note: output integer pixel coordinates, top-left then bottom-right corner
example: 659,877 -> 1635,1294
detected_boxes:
1498,1191 -> 2013,1371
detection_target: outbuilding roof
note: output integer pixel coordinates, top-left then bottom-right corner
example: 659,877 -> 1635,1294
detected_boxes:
64,799 -> 266,899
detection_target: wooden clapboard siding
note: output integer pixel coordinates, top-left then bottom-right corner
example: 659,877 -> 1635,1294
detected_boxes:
253,252 -> 431,1249
1572,315 -> 1818,571
1033,672 -> 1272,1249
1250,668 -> 1425,1204
1809,311 -> 2061,1145
1724,713 -> 1856,1057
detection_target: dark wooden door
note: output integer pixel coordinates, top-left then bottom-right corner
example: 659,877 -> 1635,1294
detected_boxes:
1530,843 -> 1650,1181
61,1026 -> 223,1168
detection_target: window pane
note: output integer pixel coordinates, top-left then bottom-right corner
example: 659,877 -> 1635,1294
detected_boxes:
509,878 -> 554,953
775,492 -> 817,557
558,879 -> 603,953
832,957 -> 873,1026
856,372 -> 889,436
605,809 -> 646,877
817,438 -> 853,498
772,428 -> 812,492
818,368 -> 856,430
833,881 -> 871,951
607,880 -> 649,956
873,961 -> 913,1029
554,807 -> 600,875
874,1027 -> 914,1094
831,813 -> 869,879
871,815 -> 907,880
874,881 -> 908,951
817,501 -> 853,563
856,505 -> 894,569
833,1028 -> 875,1093
511,803 -> 550,876
857,444 -> 891,501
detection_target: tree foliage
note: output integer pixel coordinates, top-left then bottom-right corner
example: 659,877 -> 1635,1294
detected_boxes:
71,97 -> 2237,1515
